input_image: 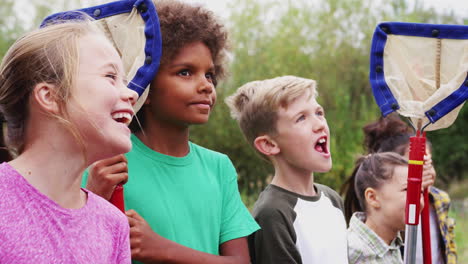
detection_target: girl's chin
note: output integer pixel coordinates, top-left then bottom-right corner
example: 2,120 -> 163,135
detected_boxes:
116,141 -> 132,154
95,142 -> 131,161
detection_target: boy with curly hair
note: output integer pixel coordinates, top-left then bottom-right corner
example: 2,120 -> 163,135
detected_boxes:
84,1 -> 259,263
226,76 -> 348,263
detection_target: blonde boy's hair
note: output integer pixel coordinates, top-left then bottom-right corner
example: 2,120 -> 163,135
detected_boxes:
225,76 -> 317,154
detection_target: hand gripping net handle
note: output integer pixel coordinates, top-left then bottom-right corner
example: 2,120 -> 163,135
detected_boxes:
405,131 -> 425,226
109,184 -> 125,213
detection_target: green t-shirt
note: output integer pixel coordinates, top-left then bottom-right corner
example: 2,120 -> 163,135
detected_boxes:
83,134 -> 259,257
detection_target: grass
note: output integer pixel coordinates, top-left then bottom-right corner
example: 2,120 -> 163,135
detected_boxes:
452,199 -> 467,263
448,178 -> 468,263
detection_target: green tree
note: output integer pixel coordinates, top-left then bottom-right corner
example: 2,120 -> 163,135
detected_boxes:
0,0 -> 23,61
0,0 -> 82,61
430,106 -> 468,185
190,0 -> 463,207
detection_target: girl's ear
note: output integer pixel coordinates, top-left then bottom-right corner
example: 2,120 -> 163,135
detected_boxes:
364,187 -> 380,209
33,82 -> 59,114
254,135 -> 280,156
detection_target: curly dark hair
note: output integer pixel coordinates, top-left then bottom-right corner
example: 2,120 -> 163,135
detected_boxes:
154,0 -> 229,83
130,0 -> 230,132
362,113 -> 414,155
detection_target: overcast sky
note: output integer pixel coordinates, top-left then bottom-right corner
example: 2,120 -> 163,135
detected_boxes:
16,0 -> 468,29
184,0 -> 467,20
78,0 -> 468,20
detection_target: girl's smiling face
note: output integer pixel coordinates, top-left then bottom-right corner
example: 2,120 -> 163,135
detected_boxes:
67,33 -> 137,163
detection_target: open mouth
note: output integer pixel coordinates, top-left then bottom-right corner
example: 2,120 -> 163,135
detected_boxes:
112,112 -> 132,126
314,137 -> 329,154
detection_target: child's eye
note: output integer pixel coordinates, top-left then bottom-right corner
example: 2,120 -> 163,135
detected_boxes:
178,69 -> 190,76
296,115 -> 306,123
205,72 -> 215,82
316,109 -> 325,117
106,73 -> 117,80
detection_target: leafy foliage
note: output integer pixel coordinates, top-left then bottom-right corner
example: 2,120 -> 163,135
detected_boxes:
0,0 -> 22,61
190,0 -> 465,206
0,0 -> 465,206
0,0 -> 82,60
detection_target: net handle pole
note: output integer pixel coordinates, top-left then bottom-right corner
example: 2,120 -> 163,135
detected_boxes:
422,187 -> 432,264
109,184 -> 125,213
404,120 -> 426,264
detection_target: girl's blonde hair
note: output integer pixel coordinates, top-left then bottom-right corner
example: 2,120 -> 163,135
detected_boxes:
225,76 -> 317,156
0,20 -> 101,155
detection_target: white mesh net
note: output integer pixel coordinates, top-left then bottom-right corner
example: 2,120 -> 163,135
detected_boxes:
94,8 -> 149,113
383,35 -> 468,131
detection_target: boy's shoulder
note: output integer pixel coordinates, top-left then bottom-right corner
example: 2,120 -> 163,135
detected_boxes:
315,182 -> 339,195
251,185 -> 301,231
187,142 -> 239,180
253,185 -> 299,214
252,184 -> 341,215
253,184 -> 344,220
189,141 -> 232,164
315,183 -> 344,211
251,184 -> 348,263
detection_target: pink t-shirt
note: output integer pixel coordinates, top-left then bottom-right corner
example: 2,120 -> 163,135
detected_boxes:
0,162 -> 130,263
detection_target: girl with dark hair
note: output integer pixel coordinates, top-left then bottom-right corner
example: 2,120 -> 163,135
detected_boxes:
82,1 -> 260,263
343,114 -> 456,263
345,152 -> 418,263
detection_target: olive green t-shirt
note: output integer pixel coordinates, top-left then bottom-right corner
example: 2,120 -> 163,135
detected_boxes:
249,184 -> 348,264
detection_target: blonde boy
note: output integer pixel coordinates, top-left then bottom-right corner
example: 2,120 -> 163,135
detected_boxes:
226,76 -> 348,264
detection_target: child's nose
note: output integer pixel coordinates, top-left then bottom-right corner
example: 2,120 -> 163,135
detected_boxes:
197,76 -> 214,94
122,87 -> 138,106
312,116 -> 327,132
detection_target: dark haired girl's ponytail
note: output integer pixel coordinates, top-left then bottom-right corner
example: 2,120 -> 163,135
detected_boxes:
340,160 -> 364,225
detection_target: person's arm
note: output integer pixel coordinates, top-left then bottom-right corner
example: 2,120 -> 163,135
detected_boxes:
116,215 -> 132,263
85,154 -> 128,200
126,210 -> 250,264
